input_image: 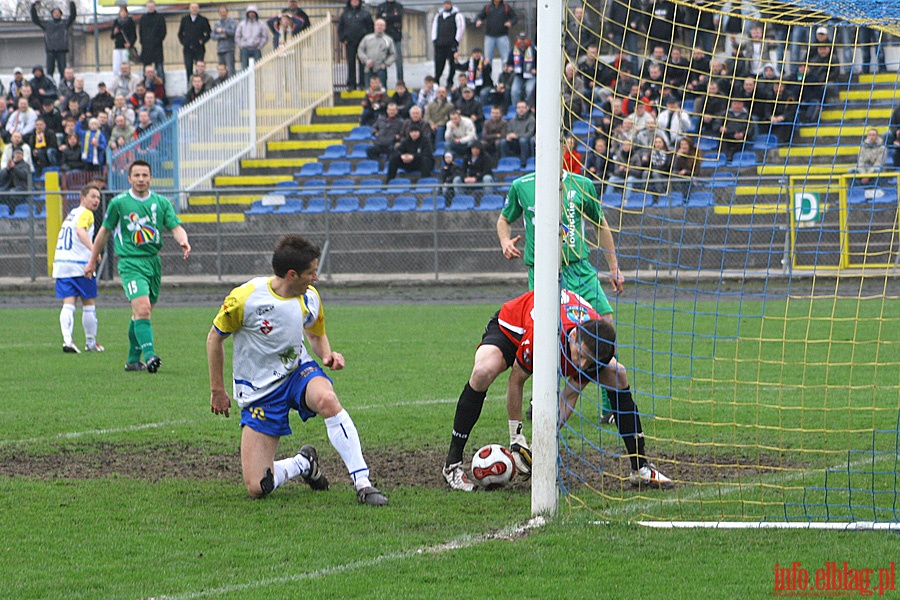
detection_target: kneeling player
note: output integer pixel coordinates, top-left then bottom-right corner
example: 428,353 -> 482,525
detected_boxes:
442,289 -> 673,491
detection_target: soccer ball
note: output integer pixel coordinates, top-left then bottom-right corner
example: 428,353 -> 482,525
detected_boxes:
471,444 -> 517,489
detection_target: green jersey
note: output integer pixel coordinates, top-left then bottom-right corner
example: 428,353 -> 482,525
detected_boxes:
501,171 -> 602,267
102,190 -> 181,260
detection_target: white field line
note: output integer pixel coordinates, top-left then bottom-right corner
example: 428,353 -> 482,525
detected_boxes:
146,517 -> 547,600
0,398 -> 458,446
600,453 -> 891,519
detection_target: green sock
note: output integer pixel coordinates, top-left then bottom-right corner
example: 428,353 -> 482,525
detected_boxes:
601,387 -> 612,414
127,319 -> 142,364
133,318 -> 156,361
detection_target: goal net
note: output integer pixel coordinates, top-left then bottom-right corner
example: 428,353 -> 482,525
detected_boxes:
550,0 -> 900,524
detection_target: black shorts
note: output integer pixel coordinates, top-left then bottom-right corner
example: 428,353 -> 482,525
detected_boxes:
481,311 -> 520,369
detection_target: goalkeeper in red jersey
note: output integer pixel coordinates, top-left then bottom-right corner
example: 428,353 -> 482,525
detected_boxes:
442,289 -> 673,491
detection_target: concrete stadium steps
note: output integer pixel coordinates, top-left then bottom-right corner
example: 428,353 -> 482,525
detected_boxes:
190,194 -> 262,207
757,164 -> 857,176
779,145 -> 859,158
841,88 -> 900,101
859,73 -> 900,84
820,107 -> 892,121
240,157 -> 317,175
798,125 -> 883,138
214,174 -> 294,187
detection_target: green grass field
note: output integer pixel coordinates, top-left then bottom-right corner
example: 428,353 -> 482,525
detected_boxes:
1,296 -> 898,599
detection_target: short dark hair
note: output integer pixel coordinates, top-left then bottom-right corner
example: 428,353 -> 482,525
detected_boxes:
575,319 -> 617,367
272,235 -> 321,277
81,183 -> 102,198
128,160 -> 152,176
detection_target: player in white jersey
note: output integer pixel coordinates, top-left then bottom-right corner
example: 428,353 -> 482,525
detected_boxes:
207,235 -> 388,506
52,184 -> 104,353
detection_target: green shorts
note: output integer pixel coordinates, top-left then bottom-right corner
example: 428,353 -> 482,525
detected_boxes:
118,257 -> 162,304
528,260 -> 614,317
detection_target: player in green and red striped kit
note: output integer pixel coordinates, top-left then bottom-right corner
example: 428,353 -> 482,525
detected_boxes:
84,160 -> 191,373
498,170 -> 623,424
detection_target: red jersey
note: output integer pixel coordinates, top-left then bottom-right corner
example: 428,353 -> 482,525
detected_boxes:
497,289 -> 600,377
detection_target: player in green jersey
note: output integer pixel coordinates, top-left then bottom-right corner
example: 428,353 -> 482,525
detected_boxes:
84,160 -> 191,373
497,170 -> 623,422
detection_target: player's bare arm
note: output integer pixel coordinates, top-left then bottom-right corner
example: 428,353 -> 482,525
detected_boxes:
597,216 -> 624,294
496,214 -> 522,260
84,225 -> 111,279
307,331 -> 345,370
206,326 -> 232,417
171,225 -> 191,259
506,361 -> 530,421
559,377 -> 589,425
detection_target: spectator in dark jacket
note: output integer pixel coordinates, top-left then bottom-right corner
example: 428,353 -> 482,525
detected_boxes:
376,0 -> 405,83
389,81 -> 415,118
454,86 -> 484,135
111,6 -> 137,79
432,0 -> 466,87
29,65 -> 57,107
386,126 -> 433,181
453,141 -> 493,195
267,11 -> 305,50
475,0 -> 517,63
454,47 -> 493,103
338,0 -> 374,90
27,117 -> 58,176
139,0 -> 168,84
366,102 -> 406,163
178,3 -> 212,87
184,74 -> 207,105
284,0 -> 311,30
30,0 -> 76,79
90,83 -> 114,116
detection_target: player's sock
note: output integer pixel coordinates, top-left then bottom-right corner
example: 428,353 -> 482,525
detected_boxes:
601,387 -> 613,415
609,388 -> 646,471
133,318 -> 156,360
82,305 -> 98,346
272,453 -> 312,489
127,319 -> 142,364
508,420 -> 527,448
60,304 -> 76,345
324,409 -> 371,490
446,383 -> 487,467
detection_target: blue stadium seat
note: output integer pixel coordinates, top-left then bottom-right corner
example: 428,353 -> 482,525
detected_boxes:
700,152 -> 726,169
728,151 -> 759,169
697,137 -> 719,152
0,205 -> 10,219
319,144 -> 348,160
246,200 -> 274,215
354,160 -> 380,176
300,179 -> 327,195
388,195 -> 417,211
296,162 -> 324,177
433,141 -> 446,157
10,204 -> 36,219
446,194 -> 476,211
601,191 -> 623,208
330,179 -> 355,195
416,195 -> 446,211
325,161 -> 352,177
344,126 -> 372,142
305,197 -> 326,213
751,134 -> 779,152
361,196 -> 389,212
477,194 -> 504,211
348,144 -> 372,159
705,172 -> 738,189
417,177 -> 440,193
275,180 -> 299,190
494,157 -> 521,173
386,177 -> 411,194
685,191 -> 715,207
525,157 -> 536,171
332,196 -> 360,213
623,191 -> 654,209
682,99 -> 695,113
357,179 -> 383,195
571,121 -> 591,136
277,197 -> 304,213
661,191 -> 686,206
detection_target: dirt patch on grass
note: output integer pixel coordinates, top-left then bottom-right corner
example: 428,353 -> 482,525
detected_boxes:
0,441 -> 803,494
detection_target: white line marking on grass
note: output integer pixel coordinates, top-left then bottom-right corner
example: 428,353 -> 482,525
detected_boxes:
0,420 -> 193,446
353,398 -> 457,411
147,517 -> 547,600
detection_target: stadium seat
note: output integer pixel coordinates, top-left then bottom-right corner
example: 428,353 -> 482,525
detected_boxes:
246,200 -> 274,215
357,179 -> 383,195
304,197 -> 326,213
300,179 -> 327,195
446,194 -> 476,211
416,195 -> 446,211
705,172 -> 738,189
623,191 -> 654,209
433,141 -> 446,156
697,137 -> 718,152
571,121 -> 591,137
388,195 -> 417,211
661,191 -> 686,206
318,144 -> 348,160
275,180 -> 299,190
682,99 -> 695,113
477,194 -> 505,211
344,126 -> 372,142
601,191 -> 623,208
354,160 -> 380,176
296,162 -> 324,177
332,196 -> 360,213
494,157 -> 521,173
348,144 -> 372,159
0,205 -> 9,219
525,157 -> 536,171
325,161 -> 352,177
700,152 -> 727,169
417,177 -> 440,193
277,197 -> 304,213
360,196 -> 389,212
329,180 -> 355,195
728,151 -> 759,169
685,191 -> 715,207
386,177 -> 411,194
751,134 -> 779,152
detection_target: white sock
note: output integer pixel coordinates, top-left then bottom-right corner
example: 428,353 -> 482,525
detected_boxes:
325,409 -> 371,490
272,452 -> 311,489
82,305 -> 98,345
509,420 -> 527,448
60,304 -> 75,345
